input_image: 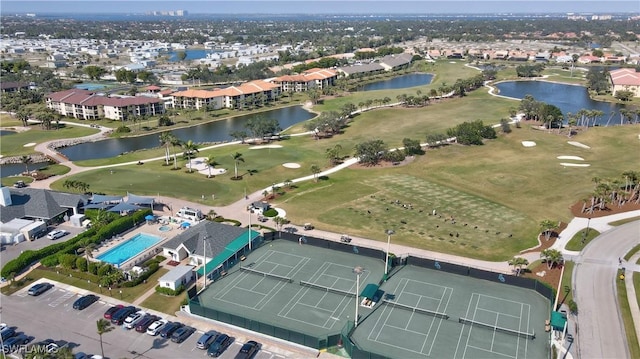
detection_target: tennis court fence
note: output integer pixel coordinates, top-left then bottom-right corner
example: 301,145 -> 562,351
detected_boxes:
240,265 -> 293,283
300,280 -> 356,297
458,317 -> 535,339
382,300 -> 449,319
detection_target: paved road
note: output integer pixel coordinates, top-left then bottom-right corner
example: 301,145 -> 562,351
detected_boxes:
573,220 -> 640,359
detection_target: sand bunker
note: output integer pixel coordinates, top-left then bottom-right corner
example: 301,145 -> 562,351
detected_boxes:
23,142 -> 36,147
521,141 -> 537,147
186,157 -> 227,176
560,163 -> 591,167
249,145 -> 283,149
282,163 -> 301,169
568,141 -> 591,149
557,156 -> 584,161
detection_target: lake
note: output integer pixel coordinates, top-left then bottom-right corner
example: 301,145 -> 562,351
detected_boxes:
495,81 -> 629,126
360,73 -> 434,91
57,106 -> 315,161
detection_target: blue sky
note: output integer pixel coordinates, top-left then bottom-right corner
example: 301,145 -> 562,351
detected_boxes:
2,1 -> 639,14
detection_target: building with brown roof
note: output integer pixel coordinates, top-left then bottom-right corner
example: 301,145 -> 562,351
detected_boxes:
272,68 -> 337,92
171,80 -> 281,111
610,68 -> 640,98
0,82 -> 30,93
46,89 -> 164,121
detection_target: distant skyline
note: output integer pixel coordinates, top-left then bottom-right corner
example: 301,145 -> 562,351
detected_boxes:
2,1 -> 639,15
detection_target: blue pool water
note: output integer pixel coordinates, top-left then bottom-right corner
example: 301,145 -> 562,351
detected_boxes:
97,233 -> 162,266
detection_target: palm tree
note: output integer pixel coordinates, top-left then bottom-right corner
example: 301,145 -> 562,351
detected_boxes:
541,249 -> 564,269
232,152 -> 245,179
274,216 -> 286,237
16,107 -> 31,127
205,155 -> 219,178
20,155 -> 32,175
96,318 -> 114,358
508,257 -> 529,276
539,219 -> 557,241
170,136 -> 182,169
182,140 -> 199,172
310,164 -> 321,182
82,242 -> 96,263
159,131 -> 173,166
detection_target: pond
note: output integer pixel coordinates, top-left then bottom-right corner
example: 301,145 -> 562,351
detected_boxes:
495,81 -> 630,126
0,130 -> 16,136
360,73 -> 434,91
57,106 -> 315,161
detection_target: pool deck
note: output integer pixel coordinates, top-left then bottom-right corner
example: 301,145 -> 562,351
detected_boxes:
91,221 -> 180,268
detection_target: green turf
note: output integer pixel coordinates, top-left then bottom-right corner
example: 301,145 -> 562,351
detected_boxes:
565,229 -> 601,251
0,123 -> 98,157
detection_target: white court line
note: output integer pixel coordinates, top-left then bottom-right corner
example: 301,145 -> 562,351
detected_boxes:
425,287 -> 453,356
477,307 -> 521,319
454,293 -> 478,359
462,293 -> 481,359
467,344 -> 517,358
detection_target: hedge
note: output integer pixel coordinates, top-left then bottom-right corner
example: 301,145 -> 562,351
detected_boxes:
1,209 -> 152,277
155,284 -> 185,296
121,261 -> 160,287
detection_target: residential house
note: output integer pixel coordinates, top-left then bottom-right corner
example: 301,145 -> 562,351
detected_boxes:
610,68 -> 640,98
0,82 -> 29,93
46,53 -> 67,68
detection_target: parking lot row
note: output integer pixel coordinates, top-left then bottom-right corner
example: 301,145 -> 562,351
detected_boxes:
5,282 -> 293,359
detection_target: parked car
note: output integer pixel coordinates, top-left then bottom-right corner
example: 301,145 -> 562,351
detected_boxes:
33,339 -> 59,353
207,334 -> 234,357
146,319 -> 168,336
234,341 -> 260,359
111,306 -> 137,325
196,330 -> 218,350
103,304 -> 124,319
2,334 -> 29,353
123,311 -> 146,330
0,328 -> 16,341
303,223 -> 314,230
28,282 -> 53,296
159,322 -> 183,339
171,326 -> 195,343
73,294 -> 99,310
47,229 -> 68,240
135,315 -> 159,333
13,181 -> 26,188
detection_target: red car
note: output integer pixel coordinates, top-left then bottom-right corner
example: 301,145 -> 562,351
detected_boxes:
104,304 -> 124,319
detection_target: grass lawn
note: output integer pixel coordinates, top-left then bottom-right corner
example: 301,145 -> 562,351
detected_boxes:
618,269 -> 640,359
635,271 -> 640,310
625,244 -> 640,261
610,216 -> 640,226
140,291 -> 187,315
565,228 -> 600,251
0,123 -> 98,157
559,261 -> 575,305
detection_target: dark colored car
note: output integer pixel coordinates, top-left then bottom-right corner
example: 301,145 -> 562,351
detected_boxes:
170,326 -> 195,343
111,306 -> 137,325
2,333 -> 29,353
72,294 -> 99,310
103,304 -> 124,319
0,328 -> 16,341
28,282 -> 53,296
196,330 -> 218,350
207,334 -> 234,357
159,322 -> 183,339
234,341 -> 260,359
135,315 -> 159,333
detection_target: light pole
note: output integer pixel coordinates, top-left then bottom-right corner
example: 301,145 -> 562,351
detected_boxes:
203,235 -> 209,289
353,266 -> 363,328
385,229 -> 394,277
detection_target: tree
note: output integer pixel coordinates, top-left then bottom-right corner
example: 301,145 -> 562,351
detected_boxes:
96,318 -> 114,358
232,152 -> 245,179
170,136 -> 182,169
159,132 -> 174,166
325,144 -> 343,166
402,138 -> 422,156
229,130 -> 248,144
354,139 -> 387,166
83,65 -> 107,81
310,164 -> 321,182
539,219 -> 558,241
508,257 -> 529,276
16,107 -> 31,126
273,216 -> 287,237
182,140 -> 199,173
205,155 -> 219,178
541,249 -> 564,269
20,155 -> 32,174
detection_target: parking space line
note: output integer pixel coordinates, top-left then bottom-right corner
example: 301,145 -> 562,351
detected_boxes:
50,291 -> 75,307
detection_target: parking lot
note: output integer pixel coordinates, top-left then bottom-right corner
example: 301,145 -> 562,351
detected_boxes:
1,222 -> 85,265
2,285 -> 290,359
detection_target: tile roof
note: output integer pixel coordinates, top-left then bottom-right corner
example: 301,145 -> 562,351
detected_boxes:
610,68 -> 640,86
47,89 -> 161,106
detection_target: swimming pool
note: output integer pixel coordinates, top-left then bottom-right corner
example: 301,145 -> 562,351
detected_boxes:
97,233 -> 162,266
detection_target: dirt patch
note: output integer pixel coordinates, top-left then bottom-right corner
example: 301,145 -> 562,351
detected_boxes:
523,262 -> 563,292
569,200 -> 640,219
349,156 -> 416,169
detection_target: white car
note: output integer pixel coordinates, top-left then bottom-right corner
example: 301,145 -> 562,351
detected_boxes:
146,319 -> 167,336
47,229 -> 68,240
123,311 -> 146,329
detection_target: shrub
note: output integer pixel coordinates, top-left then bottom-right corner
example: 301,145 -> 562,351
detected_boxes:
263,208 -> 278,217
88,262 -> 98,275
59,254 -> 78,269
155,284 -> 185,296
155,255 -> 167,262
115,125 -> 131,133
97,263 -> 114,277
76,257 -> 88,272
40,255 -> 59,268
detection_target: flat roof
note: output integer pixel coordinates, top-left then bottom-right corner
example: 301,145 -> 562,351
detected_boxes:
159,265 -> 194,283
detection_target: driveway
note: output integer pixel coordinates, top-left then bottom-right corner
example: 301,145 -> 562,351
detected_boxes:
573,220 -> 640,359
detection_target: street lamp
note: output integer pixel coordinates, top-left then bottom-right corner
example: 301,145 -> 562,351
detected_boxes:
385,229 -> 395,277
353,266 -> 364,328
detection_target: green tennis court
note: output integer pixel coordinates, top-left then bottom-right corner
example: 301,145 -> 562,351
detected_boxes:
351,265 -> 549,358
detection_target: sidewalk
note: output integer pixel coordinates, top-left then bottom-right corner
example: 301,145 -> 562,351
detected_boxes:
625,251 -> 640,346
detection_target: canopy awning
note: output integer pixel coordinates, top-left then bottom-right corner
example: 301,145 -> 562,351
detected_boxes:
84,203 -> 113,210
107,202 -> 144,213
551,311 -> 567,331
196,229 -> 261,276
126,192 -> 155,205
361,283 -> 380,299
90,194 -> 123,204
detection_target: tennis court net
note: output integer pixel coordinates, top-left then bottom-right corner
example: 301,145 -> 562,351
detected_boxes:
382,300 -> 449,319
300,280 -> 356,297
240,266 -> 293,283
458,317 -> 535,339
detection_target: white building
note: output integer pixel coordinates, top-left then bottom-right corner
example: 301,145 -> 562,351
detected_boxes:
158,265 -> 194,291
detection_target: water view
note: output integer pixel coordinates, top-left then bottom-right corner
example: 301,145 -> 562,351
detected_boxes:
58,106 -> 315,161
360,73 -> 434,91
495,81 -> 629,126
